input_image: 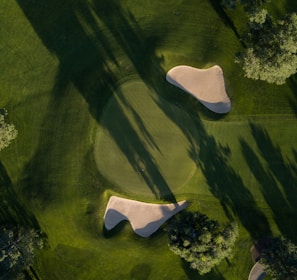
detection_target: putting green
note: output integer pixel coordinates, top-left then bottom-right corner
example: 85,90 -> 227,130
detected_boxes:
94,80 -> 199,199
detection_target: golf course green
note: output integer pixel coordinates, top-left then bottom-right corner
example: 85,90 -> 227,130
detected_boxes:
95,80 -> 198,199
1,0 -> 297,279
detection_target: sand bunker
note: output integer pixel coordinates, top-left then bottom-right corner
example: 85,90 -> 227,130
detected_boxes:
248,262 -> 266,280
104,196 -> 188,237
166,65 -> 231,113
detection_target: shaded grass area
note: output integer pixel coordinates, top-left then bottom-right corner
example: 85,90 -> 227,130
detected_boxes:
95,80 -> 198,201
0,0 -> 297,279
0,161 -> 39,228
197,121 -> 272,241
196,119 -> 297,237
241,122 -> 297,242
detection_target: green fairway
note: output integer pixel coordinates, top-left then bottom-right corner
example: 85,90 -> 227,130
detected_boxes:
1,0 -> 297,279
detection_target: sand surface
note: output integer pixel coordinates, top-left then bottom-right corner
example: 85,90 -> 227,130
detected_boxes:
166,65 -> 231,113
104,196 -> 188,237
248,262 -> 266,280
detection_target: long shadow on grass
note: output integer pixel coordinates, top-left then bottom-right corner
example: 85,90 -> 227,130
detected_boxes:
15,0 -> 118,205
17,0 -> 232,204
209,0 -> 245,48
150,72 -> 271,238
241,122 -> 297,241
285,0 -> 297,13
92,0 -> 165,88
101,96 -> 176,201
195,119 -> 271,240
16,0 -> 118,118
92,0 -> 180,201
93,0 -> 239,206
0,161 -> 39,228
130,263 -> 151,280
16,0 -> 178,202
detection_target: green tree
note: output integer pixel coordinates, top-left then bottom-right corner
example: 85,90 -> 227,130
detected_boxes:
256,237 -> 297,280
0,225 -> 44,276
165,211 -> 239,275
0,109 -> 18,151
237,10 -> 297,84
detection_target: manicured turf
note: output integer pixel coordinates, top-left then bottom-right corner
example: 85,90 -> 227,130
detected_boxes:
1,0 -> 297,279
95,79 -> 198,199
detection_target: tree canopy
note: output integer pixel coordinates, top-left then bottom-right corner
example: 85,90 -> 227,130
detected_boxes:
236,10 -> 297,85
165,211 -> 238,275
220,1 -> 297,85
0,109 -> 18,151
256,237 -> 297,280
0,225 -> 44,276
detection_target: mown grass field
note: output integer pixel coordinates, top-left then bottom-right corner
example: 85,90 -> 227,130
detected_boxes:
1,0 -> 297,279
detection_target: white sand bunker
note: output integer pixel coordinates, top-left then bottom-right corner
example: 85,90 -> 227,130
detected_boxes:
248,262 -> 266,280
166,65 -> 231,113
104,196 -> 188,237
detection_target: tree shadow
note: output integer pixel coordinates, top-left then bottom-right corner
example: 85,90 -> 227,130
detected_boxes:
16,0 -> 255,211
16,0 -> 119,119
100,91 -> 177,201
250,123 -> 297,209
284,0 -> 297,13
209,0 -> 246,48
92,0 -> 165,87
0,161 -> 39,228
130,263 -> 151,280
17,87 -> 82,207
240,138 -> 296,241
14,0 -> 118,206
195,119 -> 271,240
16,0 -> 178,202
292,149 -> 297,177
92,0 -> 224,125
149,74 -> 271,239
76,147 -> 112,238
245,122 -> 297,241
